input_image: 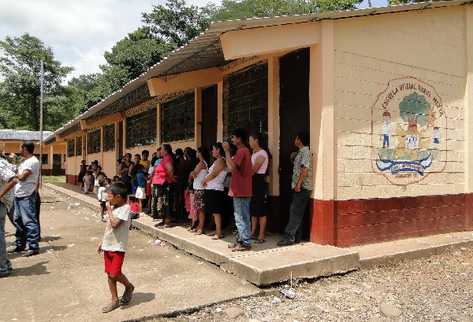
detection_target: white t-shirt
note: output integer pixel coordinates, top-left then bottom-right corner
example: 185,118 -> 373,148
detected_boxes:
97,186 -> 107,202
251,149 -> 269,175
101,204 -> 131,252
14,156 -> 40,198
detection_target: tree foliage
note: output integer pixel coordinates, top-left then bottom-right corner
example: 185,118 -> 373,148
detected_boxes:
0,34 -> 72,130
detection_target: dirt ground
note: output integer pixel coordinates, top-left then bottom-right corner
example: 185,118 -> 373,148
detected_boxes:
0,188 -> 259,322
156,246 -> 473,322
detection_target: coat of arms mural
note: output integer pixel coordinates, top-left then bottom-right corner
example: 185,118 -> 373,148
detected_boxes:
371,77 -> 447,185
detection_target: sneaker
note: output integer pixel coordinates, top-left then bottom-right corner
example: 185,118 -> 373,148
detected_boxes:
24,249 -> 39,257
277,239 -> 295,247
7,246 -> 24,254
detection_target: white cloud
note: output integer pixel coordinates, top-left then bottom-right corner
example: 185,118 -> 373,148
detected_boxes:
0,0 -> 219,79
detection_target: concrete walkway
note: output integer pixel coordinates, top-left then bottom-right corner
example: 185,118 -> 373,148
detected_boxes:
45,182 -> 473,286
2,189 -> 260,322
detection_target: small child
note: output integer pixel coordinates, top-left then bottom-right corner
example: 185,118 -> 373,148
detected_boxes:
97,178 -> 108,222
83,170 -> 93,194
128,195 -> 140,220
134,164 -> 147,214
97,182 -> 135,313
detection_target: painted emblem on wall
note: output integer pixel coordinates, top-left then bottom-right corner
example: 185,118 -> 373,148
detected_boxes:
371,77 -> 447,185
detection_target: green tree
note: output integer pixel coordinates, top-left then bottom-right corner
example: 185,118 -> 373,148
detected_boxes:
0,33 -> 72,130
399,92 -> 430,126
143,0 -> 215,48
212,0 -> 362,20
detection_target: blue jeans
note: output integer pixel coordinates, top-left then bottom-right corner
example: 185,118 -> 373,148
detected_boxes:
14,193 -> 39,251
233,197 -> 251,247
0,203 -> 12,274
383,134 -> 390,148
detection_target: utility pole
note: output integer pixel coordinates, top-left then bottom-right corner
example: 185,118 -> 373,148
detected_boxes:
39,60 -> 44,187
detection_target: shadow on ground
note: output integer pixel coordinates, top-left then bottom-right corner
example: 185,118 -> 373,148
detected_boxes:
11,261 -> 49,277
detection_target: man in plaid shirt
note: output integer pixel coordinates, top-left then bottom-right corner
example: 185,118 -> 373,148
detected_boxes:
0,157 -> 18,277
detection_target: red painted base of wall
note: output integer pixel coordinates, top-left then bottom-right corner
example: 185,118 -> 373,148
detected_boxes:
41,169 -> 52,176
66,175 -> 78,185
310,193 -> 473,247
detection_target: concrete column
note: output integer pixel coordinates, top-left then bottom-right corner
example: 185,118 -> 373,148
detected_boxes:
100,127 -> 104,167
195,88 -> 203,147
122,119 -> 127,154
217,81 -> 224,142
156,103 -> 161,146
311,20 -> 336,201
465,5 -> 473,228
465,5 -> 473,193
267,56 -> 280,196
309,20 -> 336,245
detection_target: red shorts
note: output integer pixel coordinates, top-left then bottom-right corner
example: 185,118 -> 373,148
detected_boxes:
103,251 -> 125,277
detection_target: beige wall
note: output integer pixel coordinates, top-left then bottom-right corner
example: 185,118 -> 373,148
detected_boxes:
333,6 -> 467,200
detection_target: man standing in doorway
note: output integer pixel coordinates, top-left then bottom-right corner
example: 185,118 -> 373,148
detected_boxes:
278,132 -> 313,246
223,128 -> 253,252
0,156 -> 19,277
9,142 -> 41,257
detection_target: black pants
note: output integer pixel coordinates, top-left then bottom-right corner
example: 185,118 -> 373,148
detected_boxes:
283,189 -> 311,242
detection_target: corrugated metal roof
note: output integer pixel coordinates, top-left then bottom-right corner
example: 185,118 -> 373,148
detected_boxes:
53,0 -> 473,137
0,130 -> 53,142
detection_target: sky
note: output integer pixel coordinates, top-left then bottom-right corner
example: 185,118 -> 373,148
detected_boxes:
0,0 -> 218,79
0,0 -> 387,81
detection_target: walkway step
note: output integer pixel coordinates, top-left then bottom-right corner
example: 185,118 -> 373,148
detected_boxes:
44,182 -> 473,287
44,183 -> 360,286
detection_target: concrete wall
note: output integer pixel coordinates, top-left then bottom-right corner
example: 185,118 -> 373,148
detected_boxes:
333,6 -> 467,200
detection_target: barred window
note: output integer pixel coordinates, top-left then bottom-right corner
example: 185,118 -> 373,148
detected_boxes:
126,108 -> 157,148
76,136 -> 82,156
87,129 -> 101,154
67,140 -> 75,157
223,63 -> 268,139
103,124 -> 115,151
161,92 -> 195,142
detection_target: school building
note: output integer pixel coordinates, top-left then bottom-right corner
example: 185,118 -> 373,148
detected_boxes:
0,129 -> 66,175
46,0 -> 473,246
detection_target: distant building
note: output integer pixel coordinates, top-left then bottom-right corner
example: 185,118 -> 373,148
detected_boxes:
0,129 -> 66,176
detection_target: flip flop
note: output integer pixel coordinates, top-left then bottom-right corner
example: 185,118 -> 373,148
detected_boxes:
212,234 -> 225,240
120,286 -> 135,305
102,301 -> 120,314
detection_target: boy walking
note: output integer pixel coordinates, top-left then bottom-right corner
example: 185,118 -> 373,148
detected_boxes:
97,182 -> 135,313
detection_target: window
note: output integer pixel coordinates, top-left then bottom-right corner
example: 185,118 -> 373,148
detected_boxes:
161,92 -> 195,142
87,129 -> 101,154
67,140 -> 75,157
103,124 -> 115,151
223,63 -> 268,139
126,108 -> 157,148
76,136 -> 82,156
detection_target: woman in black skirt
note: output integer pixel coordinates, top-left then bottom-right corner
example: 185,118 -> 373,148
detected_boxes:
202,143 -> 228,239
249,133 -> 269,243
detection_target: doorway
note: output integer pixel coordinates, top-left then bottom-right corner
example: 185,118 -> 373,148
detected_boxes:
278,48 -> 311,239
201,85 -> 218,148
52,154 -> 62,176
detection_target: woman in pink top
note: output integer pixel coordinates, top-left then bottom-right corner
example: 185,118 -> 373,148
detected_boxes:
249,133 -> 270,243
151,144 -> 175,227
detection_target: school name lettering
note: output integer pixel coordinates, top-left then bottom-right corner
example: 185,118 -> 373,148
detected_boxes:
381,82 -> 442,110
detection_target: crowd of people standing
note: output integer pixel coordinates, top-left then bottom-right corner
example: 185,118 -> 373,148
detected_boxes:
79,128 -> 313,251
